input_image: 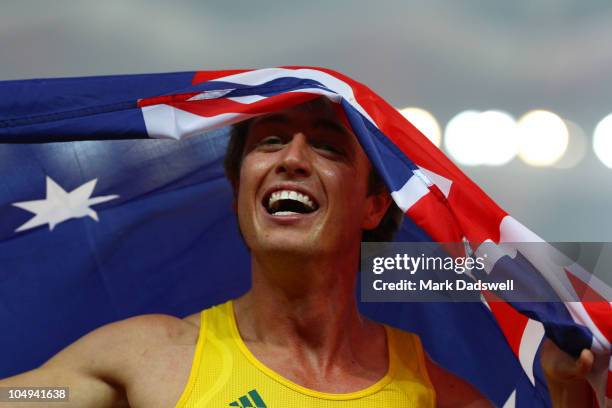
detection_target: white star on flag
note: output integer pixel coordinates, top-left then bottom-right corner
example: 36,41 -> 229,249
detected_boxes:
12,176 -> 119,232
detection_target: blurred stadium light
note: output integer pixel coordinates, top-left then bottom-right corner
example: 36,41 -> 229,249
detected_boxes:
443,110 -> 517,166
517,110 -> 569,167
398,107 -> 441,147
593,113 -> 612,169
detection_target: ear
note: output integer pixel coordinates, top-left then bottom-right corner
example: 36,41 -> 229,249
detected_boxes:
362,191 -> 393,230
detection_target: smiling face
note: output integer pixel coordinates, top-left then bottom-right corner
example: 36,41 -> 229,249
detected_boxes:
235,98 -> 390,259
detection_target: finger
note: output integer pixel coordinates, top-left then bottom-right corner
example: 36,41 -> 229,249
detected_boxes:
575,349 -> 594,377
541,340 -> 593,381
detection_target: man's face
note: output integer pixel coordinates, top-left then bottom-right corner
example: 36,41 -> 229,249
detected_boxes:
236,99 -> 388,259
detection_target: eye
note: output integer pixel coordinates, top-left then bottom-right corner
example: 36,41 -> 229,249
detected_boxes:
260,136 -> 283,145
255,135 -> 284,151
314,142 -> 343,155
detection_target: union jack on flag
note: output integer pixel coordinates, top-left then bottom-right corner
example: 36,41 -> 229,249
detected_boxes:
0,67 -> 610,407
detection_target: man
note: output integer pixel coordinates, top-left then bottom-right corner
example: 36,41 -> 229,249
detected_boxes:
0,97 -> 594,407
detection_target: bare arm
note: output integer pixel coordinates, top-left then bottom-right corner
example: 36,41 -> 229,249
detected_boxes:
0,314 -> 193,408
1,365 -> 126,408
0,324 -> 131,408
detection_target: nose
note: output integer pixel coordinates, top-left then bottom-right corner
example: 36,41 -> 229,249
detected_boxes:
275,132 -> 312,178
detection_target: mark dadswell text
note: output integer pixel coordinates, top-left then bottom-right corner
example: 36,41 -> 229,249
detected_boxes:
373,279 -> 515,292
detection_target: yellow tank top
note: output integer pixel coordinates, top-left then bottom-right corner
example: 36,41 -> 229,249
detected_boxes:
175,301 -> 435,407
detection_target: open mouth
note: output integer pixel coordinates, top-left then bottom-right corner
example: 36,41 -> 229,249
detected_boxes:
264,189 -> 319,216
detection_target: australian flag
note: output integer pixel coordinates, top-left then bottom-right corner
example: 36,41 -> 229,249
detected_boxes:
1,67 -> 610,407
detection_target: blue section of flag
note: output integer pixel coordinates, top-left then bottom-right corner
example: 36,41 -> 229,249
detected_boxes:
221,77 -> 329,97
0,130 -> 251,376
515,301 -> 593,358
0,72 -> 194,142
480,251 -> 594,356
0,72 -> 194,121
342,100 -> 417,192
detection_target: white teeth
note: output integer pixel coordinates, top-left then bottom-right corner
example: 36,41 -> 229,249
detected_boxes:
267,189 -> 317,212
274,211 -> 299,216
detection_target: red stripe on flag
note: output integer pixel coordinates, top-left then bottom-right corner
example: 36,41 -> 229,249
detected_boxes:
566,269 -> 612,343
486,293 -> 530,357
407,193 -> 464,243
137,92 -> 199,108
565,269 -> 607,303
582,302 -> 612,344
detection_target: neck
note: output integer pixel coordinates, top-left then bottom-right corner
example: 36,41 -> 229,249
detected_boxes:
234,244 -> 372,366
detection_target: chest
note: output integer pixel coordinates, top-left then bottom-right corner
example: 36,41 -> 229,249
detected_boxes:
173,334 -> 434,408
245,342 -> 388,393
175,348 -> 433,408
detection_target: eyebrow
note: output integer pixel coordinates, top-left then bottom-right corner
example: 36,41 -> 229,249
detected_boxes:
313,118 -> 353,138
250,113 -> 291,128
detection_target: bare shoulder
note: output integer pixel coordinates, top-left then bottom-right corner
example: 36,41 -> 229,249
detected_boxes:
183,311 -> 202,328
424,355 -> 494,408
45,313 -> 199,380
104,313 -> 200,345
66,313 -> 198,351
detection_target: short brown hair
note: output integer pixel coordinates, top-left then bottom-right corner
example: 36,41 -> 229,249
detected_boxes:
224,114 -> 404,242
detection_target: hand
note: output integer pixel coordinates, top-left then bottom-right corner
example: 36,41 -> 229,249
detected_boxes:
541,338 -> 594,382
540,338 -> 594,407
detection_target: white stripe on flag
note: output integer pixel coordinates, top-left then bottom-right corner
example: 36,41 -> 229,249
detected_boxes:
214,68 -> 375,123
141,104 -> 251,140
187,89 -> 234,101
474,239 -> 517,275
501,389 -> 516,408
418,166 -> 452,198
565,262 -> 612,302
226,94 -> 268,104
565,301 -> 610,353
391,175 -> 430,213
518,318 -> 545,386
390,167 -> 454,213
499,217 -> 579,302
